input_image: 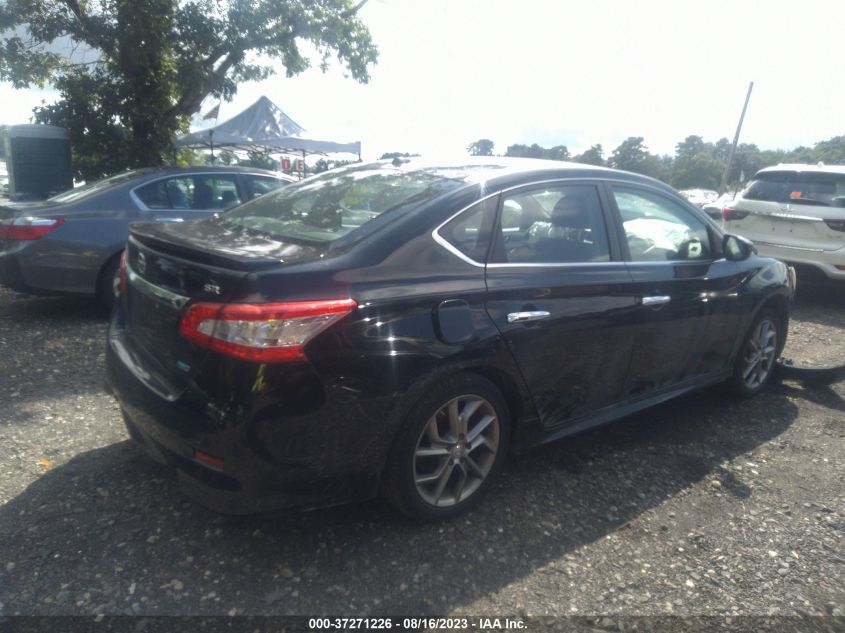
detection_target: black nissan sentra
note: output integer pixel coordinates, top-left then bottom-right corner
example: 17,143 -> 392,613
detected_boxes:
106,158 -> 794,519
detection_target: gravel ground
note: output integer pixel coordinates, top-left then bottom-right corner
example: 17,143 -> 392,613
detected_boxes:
0,282 -> 843,624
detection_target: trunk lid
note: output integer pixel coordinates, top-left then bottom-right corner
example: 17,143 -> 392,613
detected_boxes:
123,218 -> 327,392
729,199 -> 845,252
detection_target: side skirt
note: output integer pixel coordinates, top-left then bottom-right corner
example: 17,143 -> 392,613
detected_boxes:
515,370 -> 732,453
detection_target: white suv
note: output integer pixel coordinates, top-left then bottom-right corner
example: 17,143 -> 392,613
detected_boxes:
723,164 -> 845,281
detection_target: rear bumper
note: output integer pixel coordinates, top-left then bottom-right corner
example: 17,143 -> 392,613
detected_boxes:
0,249 -> 33,293
105,314 -> 389,515
0,243 -> 96,295
752,242 -> 845,281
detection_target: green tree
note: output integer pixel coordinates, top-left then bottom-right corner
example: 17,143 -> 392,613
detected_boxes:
573,144 -> 604,166
800,135 -> 845,164
609,137 -> 648,172
467,139 -> 495,156
504,143 -> 568,160
671,135 -> 721,189
0,0 -> 378,181
313,158 -> 354,173
239,150 -> 279,171
672,152 -> 722,189
379,151 -> 418,160
547,145 -> 570,161
609,137 -> 671,181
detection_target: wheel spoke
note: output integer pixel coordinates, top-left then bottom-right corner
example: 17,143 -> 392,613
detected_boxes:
459,399 -> 483,432
432,462 -> 455,503
742,360 -> 757,380
416,446 -> 450,457
426,415 -> 443,445
470,434 -> 497,454
447,400 -> 461,439
453,464 -> 468,503
416,457 -> 449,484
464,455 -> 486,479
467,413 -> 495,443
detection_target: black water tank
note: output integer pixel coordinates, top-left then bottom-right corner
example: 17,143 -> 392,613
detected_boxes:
6,124 -> 73,199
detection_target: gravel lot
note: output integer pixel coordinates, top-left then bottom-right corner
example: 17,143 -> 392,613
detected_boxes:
0,282 -> 843,624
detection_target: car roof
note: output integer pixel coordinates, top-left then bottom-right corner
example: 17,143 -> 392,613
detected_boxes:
126,165 -> 287,178
372,156 -> 677,195
756,163 -> 845,176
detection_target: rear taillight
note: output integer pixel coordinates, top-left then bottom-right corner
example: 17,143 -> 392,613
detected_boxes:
178,299 -> 357,362
118,250 -> 128,294
825,219 -> 845,233
722,207 -> 749,222
0,216 -> 64,240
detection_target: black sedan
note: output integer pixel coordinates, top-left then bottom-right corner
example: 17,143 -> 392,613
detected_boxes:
0,166 -> 293,309
106,158 -> 794,520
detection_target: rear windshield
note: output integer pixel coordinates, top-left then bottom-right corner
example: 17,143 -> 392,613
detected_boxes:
743,171 -> 845,207
48,170 -> 142,203
218,164 -> 467,244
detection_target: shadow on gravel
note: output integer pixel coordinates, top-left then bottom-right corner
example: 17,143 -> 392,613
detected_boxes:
775,381 -> 845,414
0,292 -> 107,323
0,292 -> 110,420
0,387 -> 800,616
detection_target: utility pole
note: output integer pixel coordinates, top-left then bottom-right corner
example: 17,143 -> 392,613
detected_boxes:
719,81 -> 754,195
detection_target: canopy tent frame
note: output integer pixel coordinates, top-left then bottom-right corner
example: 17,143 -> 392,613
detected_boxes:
175,96 -> 361,175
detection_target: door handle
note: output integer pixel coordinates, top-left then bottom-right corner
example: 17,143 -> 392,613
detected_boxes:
642,295 -> 671,306
507,311 -> 551,323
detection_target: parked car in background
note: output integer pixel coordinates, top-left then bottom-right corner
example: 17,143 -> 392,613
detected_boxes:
106,157 -> 794,520
724,164 -> 845,281
0,166 -> 293,308
679,188 -> 719,208
702,192 -> 736,220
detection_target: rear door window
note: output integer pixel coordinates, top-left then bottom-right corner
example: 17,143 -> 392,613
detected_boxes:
135,175 -> 242,210
492,184 -> 611,264
245,175 -> 287,199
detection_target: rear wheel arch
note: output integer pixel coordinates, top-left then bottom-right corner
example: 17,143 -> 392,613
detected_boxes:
755,293 -> 790,357
96,248 -> 124,310
462,365 -> 526,438
380,370 -> 512,519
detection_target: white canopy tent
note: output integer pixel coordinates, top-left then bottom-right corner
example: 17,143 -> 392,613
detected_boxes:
174,96 -> 361,162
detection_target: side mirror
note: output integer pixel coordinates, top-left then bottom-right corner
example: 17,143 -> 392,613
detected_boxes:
722,233 -> 754,261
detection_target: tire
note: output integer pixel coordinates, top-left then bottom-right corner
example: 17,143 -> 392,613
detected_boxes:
726,309 -> 781,397
97,252 -> 122,313
382,373 -> 510,520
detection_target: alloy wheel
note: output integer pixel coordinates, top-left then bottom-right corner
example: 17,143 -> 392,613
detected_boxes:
413,395 -> 500,507
741,318 -> 777,390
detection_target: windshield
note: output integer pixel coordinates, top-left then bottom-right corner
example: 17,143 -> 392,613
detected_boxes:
743,170 -> 845,207
49,170 -> 142,203
218,164 -> 467,244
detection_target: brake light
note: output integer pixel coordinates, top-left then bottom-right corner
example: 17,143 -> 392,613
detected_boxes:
118,250 -> 128,294
722,207 -> 749,222
0,216 -> 64,240
178,299 -> 357,362
194,450 -> 225,470
825,219 -> 845,233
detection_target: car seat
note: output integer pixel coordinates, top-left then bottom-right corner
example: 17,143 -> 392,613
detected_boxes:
220,190 -> 238,207
529,195 -> 599,262
193,182 -> 214,209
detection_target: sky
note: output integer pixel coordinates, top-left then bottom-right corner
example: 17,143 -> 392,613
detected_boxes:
1,0 -> 843,161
